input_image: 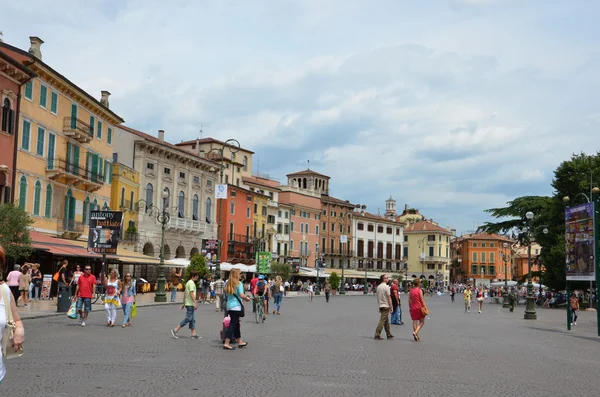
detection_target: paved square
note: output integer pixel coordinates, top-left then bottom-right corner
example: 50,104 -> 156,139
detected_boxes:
3,294 -> 599,396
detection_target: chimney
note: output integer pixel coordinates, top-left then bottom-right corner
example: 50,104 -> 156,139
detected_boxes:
158,130 -> 165,141
100,91 -> 111,108
28,36 -> 44,60
195,138 -> 201,155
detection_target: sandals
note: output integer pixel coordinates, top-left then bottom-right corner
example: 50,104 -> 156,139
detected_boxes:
412,333 -> 418,341
223,345 -> 235,350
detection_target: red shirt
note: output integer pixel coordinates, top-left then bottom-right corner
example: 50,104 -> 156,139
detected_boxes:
77,274 -> 97,299
250,277 -> 258,293
390,284 -> 399,303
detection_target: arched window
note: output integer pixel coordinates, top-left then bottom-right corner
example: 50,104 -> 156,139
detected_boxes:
93,198 -> 98,212
205,197 -> 212,223
103,201 -> 109,210
83,196 -> 90,225
45,184 -> 53,218
163,187 -> 170,208
1,98 -> 14,134
129,191 -> 134,211
145,183 -> 153,208
121,187 -> 125,208
18,176 -> 27,210
192,194 -> 199,221
243,156 -> 248,171
178,191 -> 185,218
33,181 -> 42,216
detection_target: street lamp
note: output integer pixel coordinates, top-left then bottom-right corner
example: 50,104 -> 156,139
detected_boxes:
500,242 -> 513,308
417,236 -> 428,285
137,189 -> 175,303
522,212 -> 548,320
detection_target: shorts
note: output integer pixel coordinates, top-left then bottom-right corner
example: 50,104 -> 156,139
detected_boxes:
464,300 -> 471,307
477,297 -> 484,303
76,297 -> 92,312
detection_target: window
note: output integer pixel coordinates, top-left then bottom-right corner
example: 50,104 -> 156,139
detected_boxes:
120,187 -> 125,207
36,126 -> 45,156
96,120 -> 102,139
24,81 -> 33,100
247,195 -> 252,202
33,181 -> 41,215
50,91 -> 58,114
130,191 -> 134,211
367,224 -> 374,232
146,162 -> 154,170
242,156 -> 248,171
290,209 -> 296,216
428,235 -> 435,242
489,266 -> 495,276
331,223 -> 335,232
107,127 -> 112,145
253,222 -> 257,237
230,190 -> 237,197
290,241 -> 294,251
246,207 -> 251,218
236,178 -> 240,186
472,252 -> 477,262
472,265 -> 477,275
285,211 -> 289,219
205,198 -> 212,223
315,243 -> 319,253
18,176 -> 27,210
300,223 -> 304,233
192,195 -> 199,220
145,183 -> 154,207
404,235 -> 408,242
163,188 -> 170,208
254,203 -> 258,214
403,246 -> 408,258
44,184 -> 52,218
179,171 -> 186,179
262,206 -> 267,215
178,191 -> 185,218
481,242 -> 486,248
290,221 -> 294,232
358,223 -> 365,231
481,252 -> 486,263
472,242 -> 477,247
284,224 -> 289,234
39,85 -> 47,108
193,176 -> 200,184
490,252 -> 495,263
230,202 -> 235,215
429,246 -> 434,256
1,98 -> 14,134
89,115 -> 95,136
386,227 -> 392,234
207,180 -> 212,187
278,210 -> 282,217
396,228 -> 400,235
21,120 -> 31,150
164,167 -> 171,175
490,243 -> 495,248
316,225 -> 319,235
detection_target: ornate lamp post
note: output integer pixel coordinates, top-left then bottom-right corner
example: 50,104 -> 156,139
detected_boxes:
417,236 -> 427,287
522,212 -> 549,320
500,242 -> 512,308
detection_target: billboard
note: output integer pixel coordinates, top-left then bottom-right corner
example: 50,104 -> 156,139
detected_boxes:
256,251 -> 272,274
215,184 -> 228,199
87,211 -> 124,255
565,203 -> 595,281
201,239 -> 220,262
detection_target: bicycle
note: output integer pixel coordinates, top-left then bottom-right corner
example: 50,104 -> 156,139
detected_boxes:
92,285 -> 105,304
254,296 -> 266,324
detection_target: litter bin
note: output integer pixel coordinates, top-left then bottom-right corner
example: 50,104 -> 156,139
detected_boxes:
57,283 -> 72,312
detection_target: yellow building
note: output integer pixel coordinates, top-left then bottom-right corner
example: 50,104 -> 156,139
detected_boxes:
403,219 -> 453,287
252,194 -> 269,242
0,37 -> 123,238
110,163 -> 140,246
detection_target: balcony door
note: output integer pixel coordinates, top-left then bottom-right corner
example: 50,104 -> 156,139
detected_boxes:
70,103 -> 77,129
64,189 -> 75,230
47,133 -> 55,169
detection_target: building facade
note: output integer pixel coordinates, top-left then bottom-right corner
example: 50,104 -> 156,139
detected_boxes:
242,174 -> 281,256
321,195 -> 355,270
110,162 -> 140,247
404,219 -> 453,286
115,126 -> 218,262
0,49 -> 35,204
1,37 -> 122,239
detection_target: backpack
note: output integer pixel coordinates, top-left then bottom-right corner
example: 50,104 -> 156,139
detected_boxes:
257,281 -> 265,294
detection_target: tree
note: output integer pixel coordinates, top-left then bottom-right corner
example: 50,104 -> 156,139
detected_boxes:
391,274 -> 404,283
329,272 -> 340,290
0,204 -> 34,260
269,262 -> 291,281
184,254 -> 208,286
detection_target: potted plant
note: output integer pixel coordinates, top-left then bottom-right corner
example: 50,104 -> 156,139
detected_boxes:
329,272 -> 340,295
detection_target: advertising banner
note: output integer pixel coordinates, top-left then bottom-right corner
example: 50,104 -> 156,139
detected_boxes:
215,184 -> 228,199
285,257 -> 301,273
88,211 -> 124,255
202,239 -> 220,261
565,203 -> 595,281
256,251 -> 272,274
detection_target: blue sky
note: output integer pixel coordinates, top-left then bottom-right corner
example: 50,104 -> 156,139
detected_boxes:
3,0 -> 599,234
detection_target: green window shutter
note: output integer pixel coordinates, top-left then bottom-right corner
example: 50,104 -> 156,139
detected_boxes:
25,81 -> 33,100
40,85 -> 47,108
19,176 -> 27,210
50,91 -> 58,113
107,127 -> 112,145
74,145 -> 80,175
45,184 -> 52,218
66,142 -> 72,171
70,104 -> 77,129
91,153 -> 98,182
36,127 -> 45,156
86,152 -> 90,179
33,182 -> 41,216
89,115 -> 95,136
97,121 -> 102,139
22,120 -> 30,150
99,157 -> 104,181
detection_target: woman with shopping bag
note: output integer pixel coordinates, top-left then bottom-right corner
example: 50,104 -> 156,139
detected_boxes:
120,273 -> 136,327
104,269 -> 122,327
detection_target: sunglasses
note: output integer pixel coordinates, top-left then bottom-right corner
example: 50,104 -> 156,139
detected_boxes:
85,268 -> 91,271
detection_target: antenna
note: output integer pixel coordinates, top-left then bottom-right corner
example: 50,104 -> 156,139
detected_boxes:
257,156 -> 260,174
199,122 -> 204,139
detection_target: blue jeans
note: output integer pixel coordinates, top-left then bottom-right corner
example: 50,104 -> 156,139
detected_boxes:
273,293 -> 283,312
179,306 -> 196,330
171,288 -> 177,303
390,306 -> 402,324
122,302 -> 133,325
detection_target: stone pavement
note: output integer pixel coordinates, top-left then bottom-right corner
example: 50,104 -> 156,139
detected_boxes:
3,294 -> 599,396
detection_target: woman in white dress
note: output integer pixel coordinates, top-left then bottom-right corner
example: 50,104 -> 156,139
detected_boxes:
0,245 -> 25,385
307,281 -> 314,302
104,269 -> 122,327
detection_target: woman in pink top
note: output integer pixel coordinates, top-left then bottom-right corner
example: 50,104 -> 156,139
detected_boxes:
6,265 -> 22,304
120,273 -> 136,327
408,278 -> 429,342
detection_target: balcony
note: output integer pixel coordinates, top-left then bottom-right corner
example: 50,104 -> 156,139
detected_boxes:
268,200 -> 278,208
123,231 -> 139,243
46,157 -> 104,193
57,218 -> 84,240
63,117 -> 93,143
322,249 -> 354,257
419,255 -> 448,263
166,218 -> 206,234
119,199 -> 134,212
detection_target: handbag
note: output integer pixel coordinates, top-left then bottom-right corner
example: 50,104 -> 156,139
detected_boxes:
421,306 -> 429,316
1,285 -> 24,359
67,302 -> 78,319
131,303 -> 137,319
233,294 -> 245,318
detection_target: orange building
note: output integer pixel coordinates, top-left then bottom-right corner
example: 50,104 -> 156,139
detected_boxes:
514,243 -> 542,281
452,233 -> 515,284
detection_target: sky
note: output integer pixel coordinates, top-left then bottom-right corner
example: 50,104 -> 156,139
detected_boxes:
2,0 -> 599,235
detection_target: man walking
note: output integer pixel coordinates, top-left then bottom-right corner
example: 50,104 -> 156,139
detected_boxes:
72,266 -> 96,327
390,278 -> 404,325
171,272 -> 200,339
214,275 -> 225,312
374,274 -> 394,340
464,286 -> 472,313
324,280 -> 331,303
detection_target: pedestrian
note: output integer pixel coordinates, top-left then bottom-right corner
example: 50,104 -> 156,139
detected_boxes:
31,264 -> 42,302
73,265 -> 96,327
463,286 -> 472,313
374,274 -> 394,340
121,273 -> 136,327
476,287 -> 484,313
223,268 -> 250,350
171,272 -> 201,339
390,279 -> 404,325
214,275 -> 225,312
70,264 -> 83,297
18,266 -> 31,307
253,275 -> 268,319
272,276 -> 283,315
170,268 -> 182,303
307,281 -> 314,302
5,265 -> 21,304
104,269 -> 122,327
250,273 -> 259,313
0,244 -> 25,385
200,275 -> 210,304
409,278 -> 428,342
324,280 -> 331,303
284,280 -> 290,296
570,293 -> 579,326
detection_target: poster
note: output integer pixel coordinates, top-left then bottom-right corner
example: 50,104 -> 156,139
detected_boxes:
41,274 -> 52,300
88,211 -> 124,255
285,257 -> 300,273
256,251 -> 272,274
215,184 -> 228,199
565,203 -> 595,281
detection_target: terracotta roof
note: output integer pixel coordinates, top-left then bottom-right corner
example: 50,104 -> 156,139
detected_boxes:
404,220 -> 452,235
458,232 -> 514,243
0,50 -> 36,82
321,195 -> 355,208
353,210 -> 405,225
119,125 -> 219,168
242,176 -> 281,190
0,42 -> 124,123
175,138 -> 255,154
286,168 -> 330,179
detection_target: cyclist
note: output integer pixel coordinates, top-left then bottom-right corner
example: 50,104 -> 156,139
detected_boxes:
253,275 -> 268,320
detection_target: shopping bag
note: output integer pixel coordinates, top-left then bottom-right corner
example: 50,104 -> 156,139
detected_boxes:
67,302 -> 78,319
131,303 -> 137,318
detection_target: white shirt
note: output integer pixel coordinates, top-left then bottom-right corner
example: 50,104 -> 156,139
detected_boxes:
307,285 -> 314,292
0,283 -> 11,382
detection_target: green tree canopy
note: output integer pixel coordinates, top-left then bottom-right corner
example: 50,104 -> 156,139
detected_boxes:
329,272 -> 340,290
0,204 -> 34,261
184,254 -> 208,285
269,262 -> 291,281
